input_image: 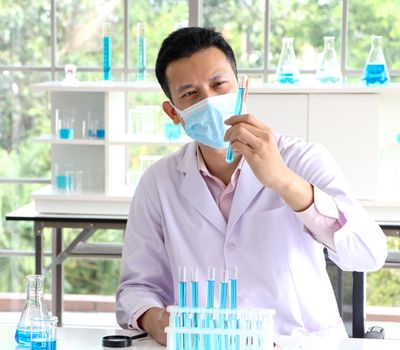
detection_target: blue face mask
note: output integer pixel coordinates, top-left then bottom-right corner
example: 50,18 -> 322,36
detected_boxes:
174,92 -> 237,149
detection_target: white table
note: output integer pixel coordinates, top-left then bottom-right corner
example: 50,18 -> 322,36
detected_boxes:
1,325 -> 399,350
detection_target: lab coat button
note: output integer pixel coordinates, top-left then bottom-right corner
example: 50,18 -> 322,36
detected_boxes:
313,216 -> 321,223
227,241 -> 237,251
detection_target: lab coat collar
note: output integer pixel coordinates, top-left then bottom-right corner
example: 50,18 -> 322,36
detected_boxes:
178,142 -> 227,234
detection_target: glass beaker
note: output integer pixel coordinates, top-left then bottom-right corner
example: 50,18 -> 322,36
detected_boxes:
55,109 -> 76,139
316,36 -> 342,84
30,315 -> 58,350
276,37 -> 299,84
15,275 -> 49,347
362,35 -> 390,86
54,163 -> 74,193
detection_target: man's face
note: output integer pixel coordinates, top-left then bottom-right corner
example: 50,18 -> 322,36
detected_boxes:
166,47 -> 238,111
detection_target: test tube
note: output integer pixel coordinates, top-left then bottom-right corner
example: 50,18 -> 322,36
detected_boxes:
230,266 -> 238,309
137,23 -> 146,81
206,266 -> 216,309
178,266 -> 187,307
226,76 -> 246,163
191,267 -> 199,350
191,267 -> 199,308
102,22 -> 112,81
219,269 -> 229,309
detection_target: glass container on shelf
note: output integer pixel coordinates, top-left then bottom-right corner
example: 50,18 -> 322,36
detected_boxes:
276,37 -> 299,84
362,35 -> 390,86
15,275 -> 49,347
316,36 -> 342,84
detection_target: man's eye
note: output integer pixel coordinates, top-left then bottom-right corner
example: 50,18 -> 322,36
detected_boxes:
214,81 -> 227,88
182,90 -> 196,98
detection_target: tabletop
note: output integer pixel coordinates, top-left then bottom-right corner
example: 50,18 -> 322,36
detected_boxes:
1,325 -> 400,350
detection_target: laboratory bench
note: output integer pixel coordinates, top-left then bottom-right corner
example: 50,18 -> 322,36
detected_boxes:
1,325 -> 400,350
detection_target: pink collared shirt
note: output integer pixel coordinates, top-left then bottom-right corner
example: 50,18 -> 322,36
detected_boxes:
196,146 -> 340,251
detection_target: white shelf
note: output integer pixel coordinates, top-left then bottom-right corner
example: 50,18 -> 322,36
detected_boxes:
109,134 -> 191,146
32,185 -> 133,215
31,81 -> 400,94
35,135 -> 106,145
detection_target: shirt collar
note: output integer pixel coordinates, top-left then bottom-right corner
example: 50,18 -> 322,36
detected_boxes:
196,144 -> 244,182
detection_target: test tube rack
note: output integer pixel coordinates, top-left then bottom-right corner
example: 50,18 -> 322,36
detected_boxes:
165,306 -> 275,350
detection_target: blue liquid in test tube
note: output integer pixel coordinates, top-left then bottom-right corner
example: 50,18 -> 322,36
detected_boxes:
218,269 -> 229,350
205,267 -> 216,350
191,267 -> 199,350
102,22 -> 112,81
177,266 -> 187,350
137,23 -> 146,81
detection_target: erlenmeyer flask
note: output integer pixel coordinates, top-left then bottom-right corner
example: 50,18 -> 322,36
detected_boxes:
15,275 -> 49,347
276,37 -> 299,84
316,36 -> 342,84
362,35 -> 390,86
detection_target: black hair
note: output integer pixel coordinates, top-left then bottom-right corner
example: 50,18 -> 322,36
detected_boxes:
155,27 -> 237,101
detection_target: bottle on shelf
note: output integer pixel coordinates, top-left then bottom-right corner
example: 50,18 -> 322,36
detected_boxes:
316,36 -> 342,84
362,35 -> 390,86
137,23 -> 146,81
276,37 -> 299,84
102,22 -> 112,81
15,275 -> 49,347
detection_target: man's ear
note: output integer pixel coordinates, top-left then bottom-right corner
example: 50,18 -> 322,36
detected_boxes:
162,101 -> 181,125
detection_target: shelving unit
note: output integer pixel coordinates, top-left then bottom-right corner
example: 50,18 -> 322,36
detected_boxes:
31,81 -> 188,215
30,81 -> 400,216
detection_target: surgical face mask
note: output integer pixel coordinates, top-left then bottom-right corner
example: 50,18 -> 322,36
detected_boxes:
173,92 -> 237,149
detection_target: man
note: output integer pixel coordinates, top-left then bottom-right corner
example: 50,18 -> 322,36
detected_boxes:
116,27 -> 387,345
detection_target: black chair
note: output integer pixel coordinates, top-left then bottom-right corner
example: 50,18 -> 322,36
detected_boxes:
325,250 -> 385,339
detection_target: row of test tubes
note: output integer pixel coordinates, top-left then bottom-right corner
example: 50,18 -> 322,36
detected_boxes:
177,266 -> 238,310
168,266 -> 274,350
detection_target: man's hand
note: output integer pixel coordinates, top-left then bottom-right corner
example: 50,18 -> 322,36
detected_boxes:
137,307 -> 169,345
224,114 -> 313,212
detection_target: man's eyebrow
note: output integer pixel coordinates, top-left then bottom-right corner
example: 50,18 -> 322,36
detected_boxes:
209,72 -> 227,81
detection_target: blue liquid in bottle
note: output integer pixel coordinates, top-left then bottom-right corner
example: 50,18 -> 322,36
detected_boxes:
362,64 -> 389,86
15,327 -> 38,347
103,36 -> 111,81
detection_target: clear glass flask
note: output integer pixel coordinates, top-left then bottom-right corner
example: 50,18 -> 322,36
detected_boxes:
276,37 -> 299,84
102,22 -> 112,81
316,36 -> 342,84
15,275 -> 49,347
362,35 -> 390,86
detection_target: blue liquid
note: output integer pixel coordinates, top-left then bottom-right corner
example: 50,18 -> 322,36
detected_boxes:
277,72 -> 298,84
396,134 -> 400,144
103,36 -> 112,81
362,64 -> 389,86
178,281 -> 186,307
56,175 -> 73,191
219,282 -> 228,309
59,128 -> 73,139
138,37 -> 146,81
191,281 -> 199,307
15,327 -> 34,347
31,339 -> 56,350
96,129 -> 105,139
163,123 -> 181,140
319,76 -> 340,84
87,129 -> 96,138
206,280 -> 215,309
230,279 -> 237,309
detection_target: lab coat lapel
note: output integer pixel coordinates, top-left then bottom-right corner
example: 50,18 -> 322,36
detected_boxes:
227,161 -> 264,234
178,143 -> 227,235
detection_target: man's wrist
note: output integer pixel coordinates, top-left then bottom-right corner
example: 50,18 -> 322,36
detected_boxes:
138,307 -> 163,332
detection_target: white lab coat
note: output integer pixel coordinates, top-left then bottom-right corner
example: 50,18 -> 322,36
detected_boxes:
116,133 -> 387,337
